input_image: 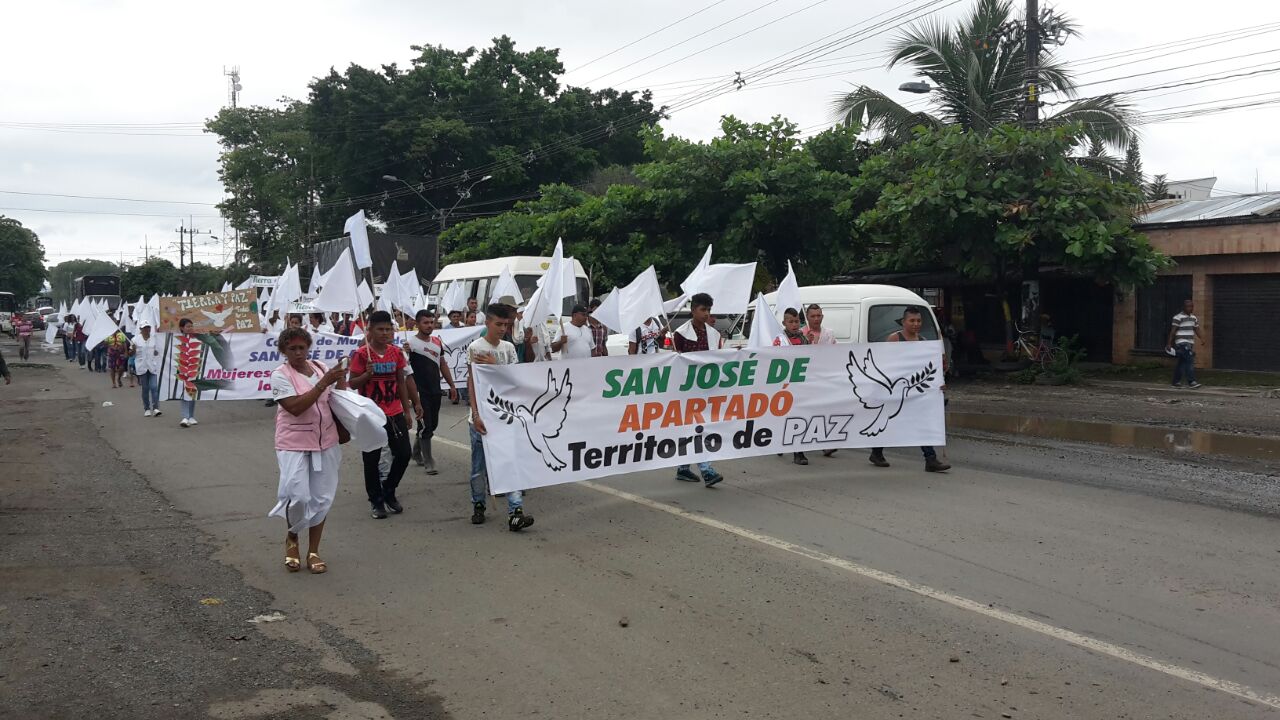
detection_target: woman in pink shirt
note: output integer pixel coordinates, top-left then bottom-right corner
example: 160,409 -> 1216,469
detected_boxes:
267,327 -> 349,574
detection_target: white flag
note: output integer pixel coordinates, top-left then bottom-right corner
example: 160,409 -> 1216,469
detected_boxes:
491,265 -> 525,304
313,249 -> 362,313
590,288 -> 622,334
693,262 -> 756,315
524,239 -> 573,323
775,260 -> 803,318
345,210 -> 372,270
747,293 -> 786,350
441,279 -> 468,314
600,265 -> 667,336
357,280 -> 375,311
679,245 -> 714,297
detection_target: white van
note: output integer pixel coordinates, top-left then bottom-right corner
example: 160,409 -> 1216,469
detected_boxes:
762,284 -> 941,343
429,256 -> 591,314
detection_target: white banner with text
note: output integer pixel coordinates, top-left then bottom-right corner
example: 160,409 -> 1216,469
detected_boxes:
474,343 -> 946,493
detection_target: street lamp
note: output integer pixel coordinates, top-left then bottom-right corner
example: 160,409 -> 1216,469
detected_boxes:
381,173 -> 494,275
899,81 -> 932,94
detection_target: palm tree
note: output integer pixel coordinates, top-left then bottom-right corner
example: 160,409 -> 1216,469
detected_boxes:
831,0 -> 1136,151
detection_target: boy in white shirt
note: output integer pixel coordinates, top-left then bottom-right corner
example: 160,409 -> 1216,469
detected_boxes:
467,302 -> 534,531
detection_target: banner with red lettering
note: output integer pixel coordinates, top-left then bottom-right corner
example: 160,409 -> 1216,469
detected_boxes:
472,343 -> 946,493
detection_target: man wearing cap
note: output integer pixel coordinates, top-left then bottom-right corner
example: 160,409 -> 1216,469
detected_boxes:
551,304 -> 595,360
587,297 -> 610,357
129,321 -> 164,418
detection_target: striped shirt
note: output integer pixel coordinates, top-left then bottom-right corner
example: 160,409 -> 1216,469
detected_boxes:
1171,312 -> 1198,346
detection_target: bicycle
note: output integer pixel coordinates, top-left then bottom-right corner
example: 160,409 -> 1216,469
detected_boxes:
1013,323 -> 1062,368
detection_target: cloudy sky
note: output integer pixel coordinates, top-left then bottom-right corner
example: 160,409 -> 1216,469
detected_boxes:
4,0 -> 1278,271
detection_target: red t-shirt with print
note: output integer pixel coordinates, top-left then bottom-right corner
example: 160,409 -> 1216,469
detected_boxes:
349,344 -> 407,417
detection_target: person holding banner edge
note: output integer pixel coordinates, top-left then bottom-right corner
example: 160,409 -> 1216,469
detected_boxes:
468,303 -> 535,531
869,306 -> 951,473
671,293 -> 726,488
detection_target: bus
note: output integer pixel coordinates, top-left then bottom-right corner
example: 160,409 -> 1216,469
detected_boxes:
0,291 -> 16,334
74,275 -> 122,311
429,256 -> 591,315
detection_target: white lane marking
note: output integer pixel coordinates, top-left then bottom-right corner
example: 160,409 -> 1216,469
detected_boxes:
432,436 -> 1280,710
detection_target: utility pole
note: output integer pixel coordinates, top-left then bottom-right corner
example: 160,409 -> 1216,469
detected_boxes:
1024,0 -> 1040,127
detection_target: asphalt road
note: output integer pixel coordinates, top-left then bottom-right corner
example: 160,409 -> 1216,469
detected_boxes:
5,348 -> 1280,719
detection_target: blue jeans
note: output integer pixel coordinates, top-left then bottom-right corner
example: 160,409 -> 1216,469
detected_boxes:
139,372 -> 160,411
469,423 -> 522,512
76,341 -> 86,366
1172,344 -> 1197,385
62,335 -> 72,360
180,397 -> 196,419
678,462 -> 716,476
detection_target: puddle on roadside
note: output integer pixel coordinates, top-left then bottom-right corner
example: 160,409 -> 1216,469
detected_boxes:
948,412 -> 1280,462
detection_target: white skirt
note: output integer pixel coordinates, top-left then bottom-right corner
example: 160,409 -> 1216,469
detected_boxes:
269,446 -> 342,534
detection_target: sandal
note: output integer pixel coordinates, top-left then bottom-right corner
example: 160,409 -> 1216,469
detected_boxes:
307,552 -> 327,574
285,537 -> 301,572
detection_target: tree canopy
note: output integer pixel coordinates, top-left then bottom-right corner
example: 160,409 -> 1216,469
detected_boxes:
440,117 -> 880,291
0,217 -> 47,301
853,124 -> 1168,289
206,36 -> 660,271
831,0 -> 1136,155
49,259 -> 117,304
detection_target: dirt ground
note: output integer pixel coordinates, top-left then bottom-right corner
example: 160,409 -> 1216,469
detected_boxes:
0,365 -> 451,720
948,374 -> 1280,438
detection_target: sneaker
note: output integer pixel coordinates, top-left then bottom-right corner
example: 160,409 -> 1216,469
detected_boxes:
925,457 -> 951,473
471,503 -> 486,525
821,449 -> 837,458
868,451 -> 890,467
675,468 -> 701,482
703,470 -> 724,488
152,409 -> 162,417
370,503 -> 388,519
1188,382 -> 1202,389
385,496 -> 403,514
1170,383 -> 1181,388
143,409 -> 153,417
508,509 -> 535,532
187,418 -> 198,426
179,418 -> 190,428
793,452 -> 809,466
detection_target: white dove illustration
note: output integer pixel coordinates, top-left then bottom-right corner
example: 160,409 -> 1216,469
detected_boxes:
200,307 -> 235,327
511,368 -> 574,471
846,349 -> 915,437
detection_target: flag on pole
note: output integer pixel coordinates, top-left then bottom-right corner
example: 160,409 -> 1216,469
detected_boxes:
747,293 -> 786,350
313,249 -> 362,312
491,265 -> 525,305
345,210 -> 372,270
775,260 -> 803,318
440,279 -> 468,314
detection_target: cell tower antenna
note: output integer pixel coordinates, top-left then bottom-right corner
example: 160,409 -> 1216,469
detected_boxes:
223,66 -> 242,108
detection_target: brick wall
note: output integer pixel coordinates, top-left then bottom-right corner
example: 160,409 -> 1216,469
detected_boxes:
1112,219 -> 1280,367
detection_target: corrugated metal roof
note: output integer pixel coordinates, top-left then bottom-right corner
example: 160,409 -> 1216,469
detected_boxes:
1138,192 -> 1280,225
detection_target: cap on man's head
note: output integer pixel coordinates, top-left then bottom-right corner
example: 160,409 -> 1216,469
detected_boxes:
571,304 -> 589,315
493,295 -> 519,307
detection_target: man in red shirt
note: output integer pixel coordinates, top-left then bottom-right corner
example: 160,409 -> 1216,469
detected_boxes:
349,310 -> 423,519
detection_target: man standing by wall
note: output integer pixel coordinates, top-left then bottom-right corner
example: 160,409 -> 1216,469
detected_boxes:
1165,298 -> 1203,389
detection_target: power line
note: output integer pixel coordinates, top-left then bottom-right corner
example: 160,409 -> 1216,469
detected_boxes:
582,0 -> 790,86
0,189 -> 220,206
566,0 -> 733,74
0,206 -> 222,218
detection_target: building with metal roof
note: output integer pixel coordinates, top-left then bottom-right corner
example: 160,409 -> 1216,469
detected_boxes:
1137,191 -> 1280,227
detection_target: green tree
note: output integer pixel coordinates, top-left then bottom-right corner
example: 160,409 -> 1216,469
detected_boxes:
48,258 -> 118,304
441,117 -> 878,290
0,217 -> 47,300
853,124 -> 1169,344
1147,173 -> 1171,201
121,258 -> 180,299
1124,145 -> 1144,188
207,36 -> 660,269
831,0 -> 1135,152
